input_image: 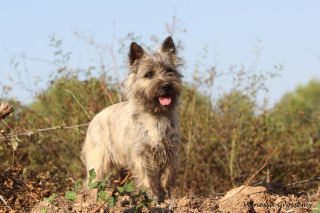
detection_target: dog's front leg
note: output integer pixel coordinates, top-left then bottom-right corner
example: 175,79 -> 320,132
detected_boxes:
132,156 -> 165,204
161,153 -> 178,199
148,172 -> 165,204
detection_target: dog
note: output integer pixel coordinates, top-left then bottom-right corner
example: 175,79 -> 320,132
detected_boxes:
81,36 -> 182,203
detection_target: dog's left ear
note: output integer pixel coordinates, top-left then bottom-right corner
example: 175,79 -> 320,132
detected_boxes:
161,36 -> 176,55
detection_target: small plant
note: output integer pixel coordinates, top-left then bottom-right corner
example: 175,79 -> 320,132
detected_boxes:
64,181 -> 81,202
134,190 -> 154,213
118,181 -> 135,194
43,193 -> 57,205
40,208 -> 48,213
41,169 -> 153,211
312,201 -> 320,213
87,168 -> 112,202
87,168 -> 153,211
43,182 -> 80,206
64,191 -> 77,202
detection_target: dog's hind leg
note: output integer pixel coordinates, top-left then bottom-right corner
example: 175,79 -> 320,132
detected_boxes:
82,136 -> 111,184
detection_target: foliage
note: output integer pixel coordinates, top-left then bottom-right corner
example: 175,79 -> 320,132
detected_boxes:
40,208 -> 48,213
134,190 -> 154,212
88,168 -> 111,202
64,190 -> 77,202
277,79 -> 320,119
40,169 -> 153,211
43,193 -> 57,205
0,77 -> 119,180
312,201 -> 320,213
86,168 -> 152,210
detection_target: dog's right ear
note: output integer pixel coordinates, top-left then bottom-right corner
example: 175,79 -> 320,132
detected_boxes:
129,42 -> 144,66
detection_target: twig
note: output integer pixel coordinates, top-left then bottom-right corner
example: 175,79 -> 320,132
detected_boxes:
65,89 -> 92,120
147,202 -> 153,213
109,19 -> 123,102
245,160 -> 269,186
90,200 -> 107,213
0,116 -> 16,163
0,194 -> 13,211
220,160 -> 269,203
284,177 -> 320,187
0,123 -> 89,140
90,172 -> 132,213
183,86 -> 197,192
26,191 -> 39,201
234,160 -> 269,198
99,74 -> 114,105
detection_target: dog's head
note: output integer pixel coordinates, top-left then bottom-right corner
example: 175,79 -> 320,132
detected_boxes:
125,36 -> 182,114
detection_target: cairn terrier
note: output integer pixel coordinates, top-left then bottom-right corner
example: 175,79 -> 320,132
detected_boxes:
81,36 -> 182,203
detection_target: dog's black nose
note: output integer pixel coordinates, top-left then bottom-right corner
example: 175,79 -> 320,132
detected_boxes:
161,84 -> 172,90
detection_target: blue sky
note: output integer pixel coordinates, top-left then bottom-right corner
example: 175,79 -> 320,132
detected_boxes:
1,0 -> 320,106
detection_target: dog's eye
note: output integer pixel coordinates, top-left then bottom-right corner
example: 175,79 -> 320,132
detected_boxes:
144,71 -> 154,79
166,69 -> 175,76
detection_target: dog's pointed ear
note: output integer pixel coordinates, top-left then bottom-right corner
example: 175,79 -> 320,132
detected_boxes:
129,42 -> 144,65
161,36 -> 176,55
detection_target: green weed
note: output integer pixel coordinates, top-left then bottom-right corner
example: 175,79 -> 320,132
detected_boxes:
312,201 -> 320,213
87,169 -> 153,210
43,193 -> 57,205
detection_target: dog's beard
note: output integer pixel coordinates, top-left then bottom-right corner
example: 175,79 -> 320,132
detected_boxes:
134,86 -> 179,114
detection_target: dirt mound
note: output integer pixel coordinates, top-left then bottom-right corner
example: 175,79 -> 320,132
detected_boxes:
32,185 -> 319,213
218,185 -> 319,212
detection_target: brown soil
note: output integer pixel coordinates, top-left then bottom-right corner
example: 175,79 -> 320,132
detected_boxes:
32,186 -> 319,213
0,165 -> 73,213
1,166 -> 319,213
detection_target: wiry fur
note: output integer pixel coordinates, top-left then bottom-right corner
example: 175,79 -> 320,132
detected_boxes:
81,37 -> 182,203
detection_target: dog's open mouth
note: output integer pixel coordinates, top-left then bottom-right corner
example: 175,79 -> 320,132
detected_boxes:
159,96 -> 172,106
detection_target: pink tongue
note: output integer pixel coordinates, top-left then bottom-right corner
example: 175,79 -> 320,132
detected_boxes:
159,97 -> 172,106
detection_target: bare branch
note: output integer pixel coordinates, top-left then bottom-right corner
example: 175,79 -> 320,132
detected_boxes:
285,177 -> 320,187
0,123 -> 89,140
0,194 -> 13,211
